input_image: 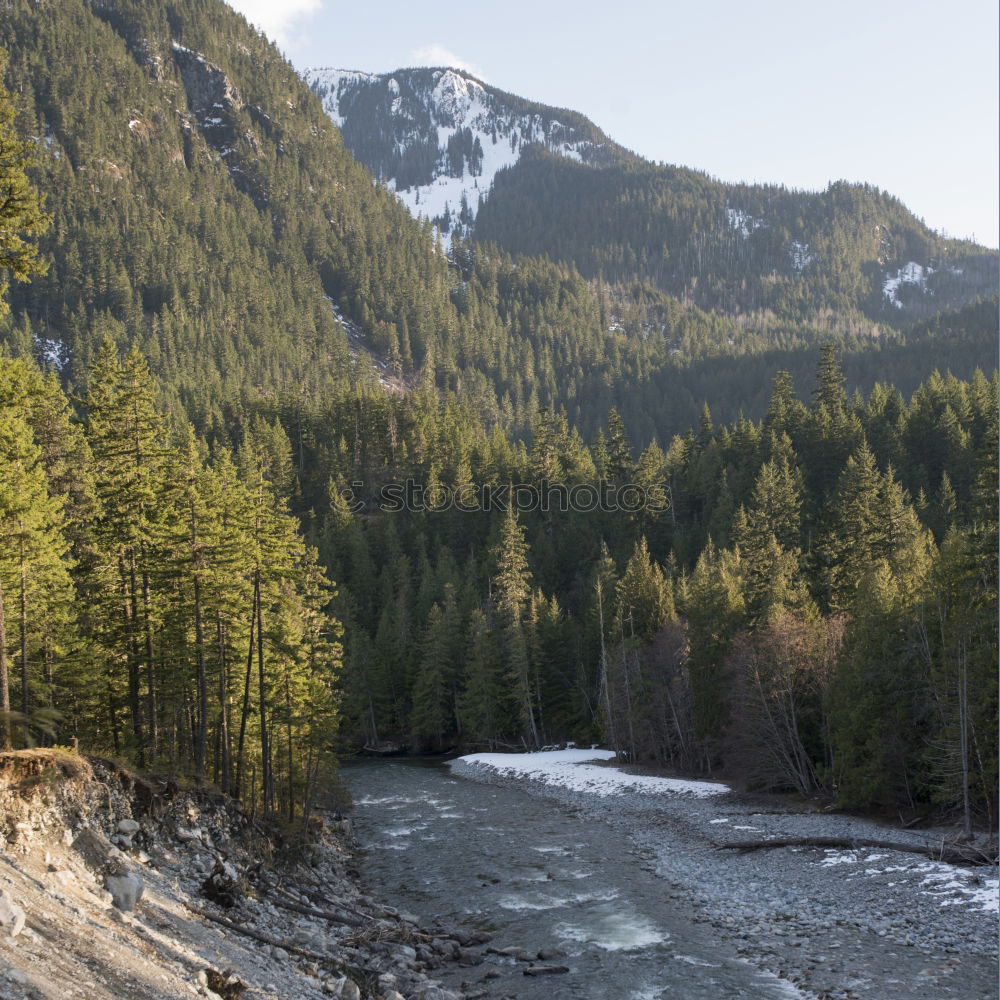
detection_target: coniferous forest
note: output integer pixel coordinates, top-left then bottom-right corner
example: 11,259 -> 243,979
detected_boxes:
0,0 -> 996,835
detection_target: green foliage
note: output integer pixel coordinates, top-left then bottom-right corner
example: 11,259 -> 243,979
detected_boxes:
0,49 -> 50,312
0,349 -> 341,819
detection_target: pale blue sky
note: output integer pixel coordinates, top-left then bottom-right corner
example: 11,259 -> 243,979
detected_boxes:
229,0 -> 998,248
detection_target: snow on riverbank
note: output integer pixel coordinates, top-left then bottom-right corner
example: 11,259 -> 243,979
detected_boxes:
453,748 -> 730,798
817,848 -> 999,914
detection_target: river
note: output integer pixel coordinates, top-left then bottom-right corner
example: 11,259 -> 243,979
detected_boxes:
342,757 -> 805,1000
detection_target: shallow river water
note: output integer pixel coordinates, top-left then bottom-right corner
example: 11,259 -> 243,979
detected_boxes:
342,758 -> 804,1000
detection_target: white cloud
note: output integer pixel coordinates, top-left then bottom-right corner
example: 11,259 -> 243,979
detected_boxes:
408,44 -> 487,81
225,0 -> 321,49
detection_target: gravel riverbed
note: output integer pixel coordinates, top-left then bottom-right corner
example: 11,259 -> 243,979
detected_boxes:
450,755 -> 999,1000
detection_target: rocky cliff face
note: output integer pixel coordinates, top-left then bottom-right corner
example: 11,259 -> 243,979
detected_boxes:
0,750 -> 497,1000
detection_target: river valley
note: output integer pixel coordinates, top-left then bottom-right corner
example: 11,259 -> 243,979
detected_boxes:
342,755 -> 999,1000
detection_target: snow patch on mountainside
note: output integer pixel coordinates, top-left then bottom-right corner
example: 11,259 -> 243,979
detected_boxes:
726,207 -> 763,238
307,68 -> 379,127
789,241 -> 814,272
883,260 -> 934,308
305,66 -> 608,242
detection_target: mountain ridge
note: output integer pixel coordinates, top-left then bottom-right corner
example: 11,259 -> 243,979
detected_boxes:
309,63 -> 997,322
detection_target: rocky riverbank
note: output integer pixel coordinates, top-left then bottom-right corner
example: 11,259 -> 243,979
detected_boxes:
0,749 -> 498,1000
451,751 -> 999,1000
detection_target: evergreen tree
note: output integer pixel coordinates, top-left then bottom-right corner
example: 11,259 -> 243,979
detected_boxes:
491,504 -> 538,744
0,394 -> 73,747
0,49 -> 50,313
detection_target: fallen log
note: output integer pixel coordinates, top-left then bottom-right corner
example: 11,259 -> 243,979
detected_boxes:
714,836 -> 997,867
286,879 -> 405,927
186,903 -> 372,981
267,888 -> 365,927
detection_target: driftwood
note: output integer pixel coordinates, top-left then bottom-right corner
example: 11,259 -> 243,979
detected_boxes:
186,902 -> 369,980
715,836 -> 997,867
274,878 -> 398,926
266,889 -> 365,928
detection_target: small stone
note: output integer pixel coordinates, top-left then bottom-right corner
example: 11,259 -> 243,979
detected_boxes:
6,968 -> 28,985
270,946 -> 288,961
340,979 -> 361,1000
0,891 -> 26,937
117,819 -> 141,836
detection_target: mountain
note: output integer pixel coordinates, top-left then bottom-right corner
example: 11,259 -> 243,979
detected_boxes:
0,0 -> 459,425
304,66 -> 630,241
309,65 -> 998,323
1,0 -> 996,842
0,0 -> 995,449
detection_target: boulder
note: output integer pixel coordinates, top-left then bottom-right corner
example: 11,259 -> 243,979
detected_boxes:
0,891 -> 26,937
72,827 -> 117,872
537,947 -> 567,960
105,871 -> 144,912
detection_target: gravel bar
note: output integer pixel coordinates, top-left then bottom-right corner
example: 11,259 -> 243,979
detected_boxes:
451,755 -> 999,1000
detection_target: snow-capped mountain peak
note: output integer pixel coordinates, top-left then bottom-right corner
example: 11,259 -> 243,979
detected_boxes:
304,65 -> 621,241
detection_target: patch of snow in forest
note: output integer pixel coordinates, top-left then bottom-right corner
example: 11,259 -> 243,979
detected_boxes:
35,336 -> 65,370
305,67 -> 602,242
726,207 -> 763,238
882,261 -> 934,307
789,241 -> 814,272
306,68 -> 380,126
455,749 -> 730,798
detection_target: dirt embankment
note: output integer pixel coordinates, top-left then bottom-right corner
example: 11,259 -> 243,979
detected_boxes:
0,750 -> 493,1000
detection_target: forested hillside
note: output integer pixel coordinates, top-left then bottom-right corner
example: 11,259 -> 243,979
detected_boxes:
0,0 -> 996,833
475,149 -> 998,320
308,351 -> 997,831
